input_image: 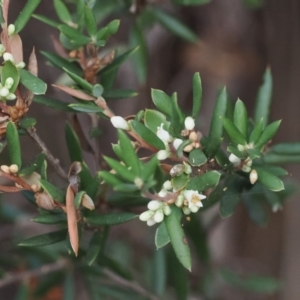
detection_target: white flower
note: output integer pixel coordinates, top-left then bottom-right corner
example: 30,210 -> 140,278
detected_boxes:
163,180 -> 172,191
184,190 -> 206,212
184,116 -> 195,131
3,52 -> 14,62
134,177 -> 143,189
7,24 -> 15,37
173,138 -> 183,150
147,219 -> 157,226
249,169 -> 258,184
111,116 -> 129,130
229,153 -> 241,166
156,124 -> 172,143
157,149 -> 169,160
163,205 -> 171,216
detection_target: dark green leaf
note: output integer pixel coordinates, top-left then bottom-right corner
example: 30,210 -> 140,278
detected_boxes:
54,0 -> 72,24
31,213 -> 67,224
255,168 -> 284,191
249,118 -> 263,144
186,171 -> 221,192
155,222 -> 170,249
151,89 -> 172,117
92,84 -> 103,97
141,155 -> 159,182
263,153 -> 300,164
39,179 -> 65,203
33,95 -> 73,112
68,103 -> 103,113
1,61 -> 20,93
227,146 -> 246,159
0,6 -> 4,24
63,68 -> 93,92
86,212 -> 137,226
165,206 -> 191,271
18,229 -> 67,247
102,89 -> 138,99
6,121 -> 22,169
254,120 -> 281,148
14,0 -> 41,33
222,117 -> 247,145
270,142 -> 300,155
86,231 -> 102,266
19,69 -> 47,95
170,92 -> 185,135
58,25 -> 91,44
96,20 -> 120,40
189,148 -> 207,166
19,117 -> 36,129
84,5 -> 97,37
32,14 -> 60,28
254,68 -> 272,128
65,122 -> 83,162
144,109 -> 169,133
74,191 -> 86,209
19,153 -> 45,176
98,171 -> 124,186
192,72 -> 202,118
130,120 -> 166,150
151,249 -> 166,296
233,99 -> 248,137
171,173 -> 189,191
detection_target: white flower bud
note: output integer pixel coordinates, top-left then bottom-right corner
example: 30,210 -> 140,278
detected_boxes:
175,194 -> 184,207
7,24 -> 15,37
237,144 -> 246,152
156,124 -> 171,143
153,209 -> 164,223
147,219 -> 156,226
0,87 -> 9,97
157,149 -> 169,160
9,164 -> 18,174
3,52 -> 14,62
242,165 -> 251,173
110,116 -> 129,130
245,158 -> 252,167
5,77 -> 14,89
184,164 -> 192,174
0,44 -> 5,55
15,61 -> 25,69
35,192 -> 56,210
6,93 -> 16,100
139,210 -> 155,221
158,189 -> 168,197
163,204 -> 171,216
134,177 -> 143,189
184,116 -> 195,131
190,205 -> 199,213
163,180 -> 172,190
147,200 -> 162,211
173,138 -> 183,150
183,144 -> 193,152
229,153 -> 241,166
82,194 -> 95,210
249,169 -> 258,184
189,131 -> 198,142
0,165 -> 10,173
182,207 -> 191,215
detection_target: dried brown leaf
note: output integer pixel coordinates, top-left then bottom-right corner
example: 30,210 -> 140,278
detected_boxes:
51,34 -> 69,58
35,191 -> 56,210
66,184 -> 78,256
52,84 -> 96,101
28,47 -> 38,76
10,34 -> 23,63
0,185 -> 23,192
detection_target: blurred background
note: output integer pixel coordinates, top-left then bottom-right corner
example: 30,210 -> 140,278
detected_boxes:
1,0 -> 300,299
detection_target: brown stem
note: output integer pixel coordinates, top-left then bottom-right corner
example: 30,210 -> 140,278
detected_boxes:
143,190 -> 180,203
0,171 -> 32,190
25,128 -> 68,180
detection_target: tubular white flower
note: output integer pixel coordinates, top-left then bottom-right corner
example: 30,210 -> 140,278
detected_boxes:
163,180 -> 172,191
184,116 -> 195,131
3,52 -> 14,62
229,153 -> 241,166
153,209 -> 164,223
7,24 -> 15,37
184,190 -> 206,211
157,149 -> 169,160
0,87 -> 9,97
147,200 -> 162,211
139,210 -> 155,221
110,116 -> 129,130
156,124 -> 172,143
173,138 -> 183,150
4,77 -> 14,89
250,169 -> 258,184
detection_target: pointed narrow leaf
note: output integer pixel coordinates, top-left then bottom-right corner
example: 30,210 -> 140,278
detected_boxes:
171,173 -> 189,191
33,95 -> 73,111
102,89 -> 138,99
6,121 -> 22,169
86,231 -> 103,266
98,171 -> 124,186
86,212 -> 137,226
130,120 -> 165,150
31,213 -> 67,224
255,168 -> 284,191
68,103 -> 103,113
222,117 -> 247,145
151,89 -> 172,117
14,0 -> 41,33
141,155 -> 159,181
63,68 -> 93,92
254,120 -> 281,148
170,92 -> 185,135
249,118 -> 263,144
165,206 -> 191,271
32,14 -> 60,28
65,122 -> 83,162
186,171 -> 221,192
54,0 -> 72,24
254,68 -> 272,127
192,72 -> 202,118
172,0 -> 211,4
233,99 -> 248,137
39,179 -> 65,203
19,69 -> 47,95
84,6 -> 97,37
19,153 -> 45,176
270,142 -> 300,155
155,222 -> 170,249
18,229 -> 67,247
58,25 -> 91,44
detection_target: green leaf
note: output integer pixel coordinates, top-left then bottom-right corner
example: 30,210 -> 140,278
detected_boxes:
31,213 -> 67,224
0,6 -> 4,24
68,103 -> 103,113
254,68 -> 272,128
255,168 -> 284,191
54,0 -> 72,24
186,171 -> 221,192
102,89 -> 138,99
164,206 -> 191,271
33,95 -> 73,112
74,191 -> 86,209
63,68 -> 93,92
233,99 -> 248,137
263,153 -> 300,164
155,222 -> 170,249
189,148 -> 207,166
19,117 -> 36,129
130,120 -> 166,150
118,130 -> 140,176
80,162 -> 93,191
227,145 -> 246,159
96,20 -> 120,41
98,47 -> 139,76
86,212 -> 137,226
14,0 -> 41,33
144,109 -> 169,133
103,156 -> 136,182
206,88 -> 227,157
222,117 -> 247,145
58,25 -> 91,45
18,229 -> 67,247
92,84 -> 103,97
32,14 -> 60,28
192,72 -> 202,118
63,273 -> 75,300
249,118 -> 263,144
150,249 -> 167,296
261,165 -> 288,177
6,122 -> 22,169
170,92 -> 185,135
141,155 -> 159,182
65,122 -> 82,162
1,61 -> 20,93
151,89 -> 172,117
270,142 -> 300,155
86,231 -> 102,266
19,69 -> 47,95
39,179 -> 65,203
171,173 -> 189,191
84,5 -> 97,37
172,0 -> 210,4
98,171 -> 123,187
254,120 -> 281,148
151,8 -> 198,43
19,153 -> 45,176
41,51 -> 83,76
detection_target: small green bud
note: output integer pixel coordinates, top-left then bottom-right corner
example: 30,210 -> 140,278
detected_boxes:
7,24 -> 15,37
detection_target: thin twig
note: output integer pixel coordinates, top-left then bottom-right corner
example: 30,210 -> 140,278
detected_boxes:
26,127 -> 68,180
0,259 -> 69,289
102,268 -> 160,300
